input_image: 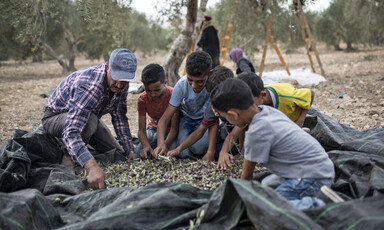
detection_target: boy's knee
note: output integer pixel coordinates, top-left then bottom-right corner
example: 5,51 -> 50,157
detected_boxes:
178,149 -> 193,159
189,139 -> 208,155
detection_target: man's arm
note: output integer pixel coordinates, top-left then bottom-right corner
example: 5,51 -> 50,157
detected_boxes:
202,124 -> 219,161
164,110 -> 179,148
137,115 -> 153,158
241,159 -> 257,180
63,88 -> 106,190
217,126 -> 242,170
167,124 -> 208,157
153,104 -> 178,158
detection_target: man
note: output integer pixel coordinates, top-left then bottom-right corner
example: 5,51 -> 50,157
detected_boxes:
42,48 -> 137,190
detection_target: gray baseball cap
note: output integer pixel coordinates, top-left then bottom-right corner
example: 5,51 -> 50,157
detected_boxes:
109,48 -> 137,82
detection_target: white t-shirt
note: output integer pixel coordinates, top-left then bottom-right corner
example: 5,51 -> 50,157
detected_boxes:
169,75 -> 210,120
244,105 -> 335,179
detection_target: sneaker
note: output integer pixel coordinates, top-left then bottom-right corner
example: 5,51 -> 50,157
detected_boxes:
317,185 -> 345,204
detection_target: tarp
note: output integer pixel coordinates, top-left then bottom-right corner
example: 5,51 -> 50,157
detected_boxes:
1,109 -> 384,229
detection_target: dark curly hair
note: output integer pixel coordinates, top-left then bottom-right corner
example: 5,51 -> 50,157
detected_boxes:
141,63 -> 165,85
186,51 -> 212,77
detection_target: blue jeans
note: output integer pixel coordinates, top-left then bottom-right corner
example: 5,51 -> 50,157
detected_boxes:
134,127 -> 176,155
177,115 -> 209,158
274,178 -> 333,210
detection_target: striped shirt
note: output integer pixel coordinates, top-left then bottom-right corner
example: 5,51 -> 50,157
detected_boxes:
45,63 -> 133,166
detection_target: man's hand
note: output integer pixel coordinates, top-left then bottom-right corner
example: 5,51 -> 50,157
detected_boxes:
153,144 -> 168,159
140,146 -> 153,159
217,151 -> 234,170
84,159 -> 106,190
202,151 -> 215,162
166,148 -> 180,157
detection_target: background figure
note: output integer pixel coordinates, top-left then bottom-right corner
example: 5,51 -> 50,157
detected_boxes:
229,48 -> 255,75
197,16 -> 220,68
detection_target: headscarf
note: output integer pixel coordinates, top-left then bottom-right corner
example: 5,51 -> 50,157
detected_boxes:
229,48 -> 243,63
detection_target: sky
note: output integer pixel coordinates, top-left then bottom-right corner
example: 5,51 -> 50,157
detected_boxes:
131,0 -> 332,19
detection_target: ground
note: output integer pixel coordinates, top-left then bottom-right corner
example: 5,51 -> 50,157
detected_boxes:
0,44 -> 383,144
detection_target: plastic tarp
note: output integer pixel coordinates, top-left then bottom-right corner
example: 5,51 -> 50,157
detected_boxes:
1,109 -> 384,229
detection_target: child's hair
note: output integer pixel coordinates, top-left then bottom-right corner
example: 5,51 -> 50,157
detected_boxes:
237,72 -> 264,97
210,78 -> 254,112
186,51 -> 212,76
141,64 -> 165,85
205,66 -> 234,93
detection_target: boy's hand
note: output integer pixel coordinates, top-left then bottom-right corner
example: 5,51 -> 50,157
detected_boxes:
140,147 -> 153,159
126,149 -> 139,160
217,151 -> 234,170
127,153 -> 139,160
166,148 -> 180,157
202,151 -> 215,162
153,145 -> 168,159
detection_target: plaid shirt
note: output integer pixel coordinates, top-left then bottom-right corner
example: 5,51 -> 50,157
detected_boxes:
45,63 -> 133,166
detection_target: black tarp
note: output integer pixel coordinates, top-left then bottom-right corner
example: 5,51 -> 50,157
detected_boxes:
1,109 -> 384,229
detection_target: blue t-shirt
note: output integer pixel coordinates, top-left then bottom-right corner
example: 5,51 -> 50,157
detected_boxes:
169,75 -> 210,120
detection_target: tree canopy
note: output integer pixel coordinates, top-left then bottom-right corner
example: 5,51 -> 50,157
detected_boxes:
1,0 -> 383,76
0,0 -> 174,72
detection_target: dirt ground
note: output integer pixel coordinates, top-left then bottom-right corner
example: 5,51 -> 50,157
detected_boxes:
0,45 -> 383,144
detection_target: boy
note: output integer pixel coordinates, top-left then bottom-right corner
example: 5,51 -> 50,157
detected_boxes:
210,78 -> 335,210
135,64 -> 179,158
166,66 -> 236,161
263,83 -> 314,128
153,51 -> 212,159
219,72 -> 314,170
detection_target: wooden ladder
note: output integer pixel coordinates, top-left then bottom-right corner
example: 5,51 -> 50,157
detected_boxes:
294,0 -> 325,76
219,0 -> 240,66
259,6 -> 291,77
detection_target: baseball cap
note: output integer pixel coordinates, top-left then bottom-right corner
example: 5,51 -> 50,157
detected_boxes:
109,48 -> 137,82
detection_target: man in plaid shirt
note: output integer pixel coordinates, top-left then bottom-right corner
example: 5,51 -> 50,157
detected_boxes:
42,48 -> 137,190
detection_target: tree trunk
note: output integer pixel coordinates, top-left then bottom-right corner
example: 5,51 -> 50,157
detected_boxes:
163,0 -> 208,86
32,53 -> 43,62
333,44 -> 343,51
63,25 -> 83,72
42,42 -> 70,74
32,45 -> 43,62
346,41 -> 354,52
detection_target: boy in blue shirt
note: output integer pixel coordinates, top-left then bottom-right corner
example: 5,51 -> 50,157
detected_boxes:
166,66 -> 236,161
210,78 -> 335,210
154,51 -> 212,159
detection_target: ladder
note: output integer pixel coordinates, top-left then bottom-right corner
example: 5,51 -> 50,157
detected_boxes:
259,8 -> 291,77
219,0 -> 240,66
294,0 -> 325,76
